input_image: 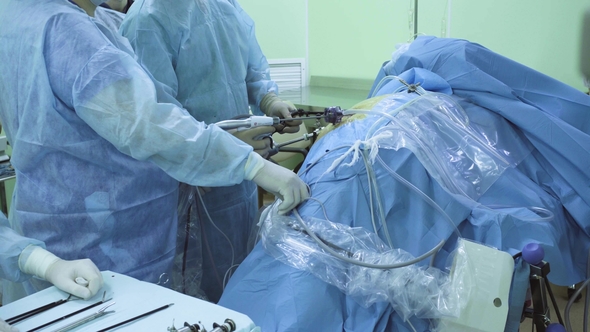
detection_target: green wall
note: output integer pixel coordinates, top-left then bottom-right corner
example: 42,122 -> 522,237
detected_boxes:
239,0 -> 307,59
444,0 -> 586,91
307,0 -> 411,89
244,0 -> 588,91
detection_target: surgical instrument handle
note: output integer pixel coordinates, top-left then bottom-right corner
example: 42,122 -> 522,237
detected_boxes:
215,116 -> 279,130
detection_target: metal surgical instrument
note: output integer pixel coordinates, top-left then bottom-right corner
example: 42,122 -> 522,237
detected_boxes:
215,116 -> 279,130
266,127 -> 322,158
167,320 -> 205,332
50,301 -> 115,332
96,303 -> 174,332
28,292 -> 112,332
289,106 -> 346,125
211,319 -> 236,332
214,107 -> 347,131
5,295 -> 72,324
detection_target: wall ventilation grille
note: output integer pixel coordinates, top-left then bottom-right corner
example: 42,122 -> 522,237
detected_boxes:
268,58 -> 306,100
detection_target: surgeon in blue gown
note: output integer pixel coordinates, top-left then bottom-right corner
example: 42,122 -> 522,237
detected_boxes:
0,212 -> 103,331
120,0 -> 302,302
219,36 -> 590,331
0,0 -> 308,304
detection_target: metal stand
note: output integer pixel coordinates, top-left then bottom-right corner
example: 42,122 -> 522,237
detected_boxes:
523,261 -> 564,331
0,160 -> 15,216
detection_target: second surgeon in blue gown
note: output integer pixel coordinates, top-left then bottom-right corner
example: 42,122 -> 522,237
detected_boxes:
120,0 -> 302,302
0,0 -> 308,304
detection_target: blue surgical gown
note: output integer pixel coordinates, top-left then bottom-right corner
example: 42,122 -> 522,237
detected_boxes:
0,0 -> 256,304
120,0 -> 277,302
94,6 -> 125,31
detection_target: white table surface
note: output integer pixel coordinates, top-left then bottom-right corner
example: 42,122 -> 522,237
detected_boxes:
0,271 -> 259,332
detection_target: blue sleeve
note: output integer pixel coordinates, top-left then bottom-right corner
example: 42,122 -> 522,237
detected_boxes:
44,14 -> 253,186
0,213 -> 44,282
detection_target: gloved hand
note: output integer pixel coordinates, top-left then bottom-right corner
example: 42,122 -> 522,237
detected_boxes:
260,93 -> 302,134
232,126 -> 276,159
0,319 -> 18,332
19,246 -> 103,300
244,153 -> 309,215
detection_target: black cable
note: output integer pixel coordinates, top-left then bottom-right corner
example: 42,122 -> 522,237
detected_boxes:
181,195 -> 193,294
200,208 -> 223,290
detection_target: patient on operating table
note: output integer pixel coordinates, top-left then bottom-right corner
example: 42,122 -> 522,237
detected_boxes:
219,36 -> 590,332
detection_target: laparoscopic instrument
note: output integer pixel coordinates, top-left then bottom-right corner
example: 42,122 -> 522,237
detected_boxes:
96,303 -> 174,332
5,295 -> 72,325
29,292 -> 112,332
214,107 -> 346,160
214,106 -> 347,131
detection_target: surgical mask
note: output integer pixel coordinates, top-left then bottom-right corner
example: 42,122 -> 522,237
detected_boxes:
90,0 -> 107,5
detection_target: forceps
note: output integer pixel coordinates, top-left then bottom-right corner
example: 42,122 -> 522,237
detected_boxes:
50,301 -> 116,332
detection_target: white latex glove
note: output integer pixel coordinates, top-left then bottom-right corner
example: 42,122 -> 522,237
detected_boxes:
232,126 -> 276,159
244,153 -> 309,214
260,93 -> 302,134
0,319 -> 18,332
19,246 -> 103,300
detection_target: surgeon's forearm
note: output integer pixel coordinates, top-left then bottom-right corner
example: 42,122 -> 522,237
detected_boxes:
0,214 -> 45,282
77,80 -> 254,187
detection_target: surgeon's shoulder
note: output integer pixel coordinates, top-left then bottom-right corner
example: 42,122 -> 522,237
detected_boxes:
44,4 -> 104,39
124,0 -> 191,28
123,1 -> 189,40
43,8 -> 119,61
